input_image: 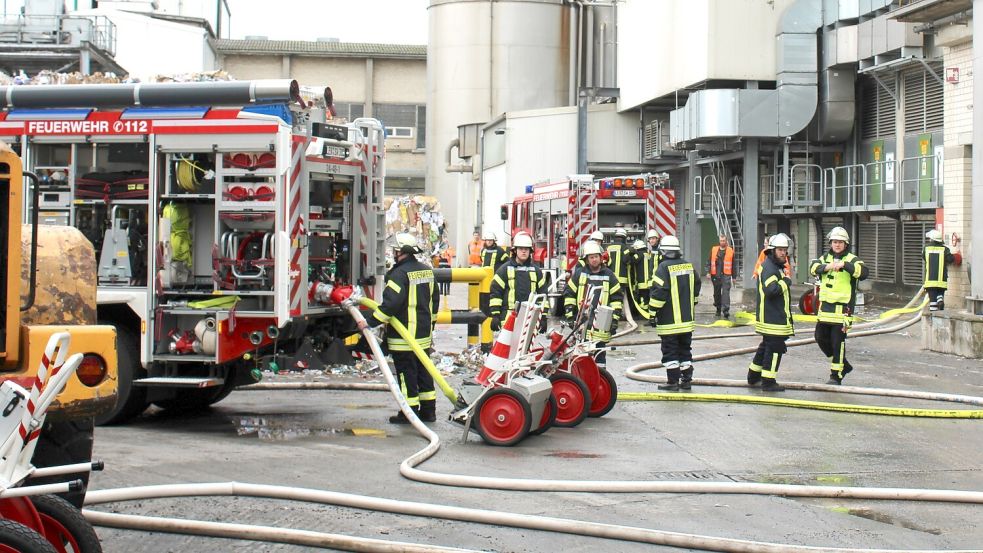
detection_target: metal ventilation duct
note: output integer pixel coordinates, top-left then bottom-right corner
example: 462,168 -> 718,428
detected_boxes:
669,0 -> 823,145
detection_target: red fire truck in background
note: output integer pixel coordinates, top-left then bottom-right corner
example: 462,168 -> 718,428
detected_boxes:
504,172 -> 674,309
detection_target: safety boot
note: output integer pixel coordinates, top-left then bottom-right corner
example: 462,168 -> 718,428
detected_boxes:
747,368 -> 762,386
826,372 -> 842,386
419,400 -> 437,423
389,407 -> 419,424
679,365 -> 694,391
760,378 -> 785,392
658,367 -> 681,391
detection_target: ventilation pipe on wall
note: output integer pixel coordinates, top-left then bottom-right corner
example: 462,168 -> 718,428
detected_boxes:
669,0 -> 825,145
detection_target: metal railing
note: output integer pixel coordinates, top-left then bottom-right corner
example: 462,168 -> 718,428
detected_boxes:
0,13 -> 117,55
824,163 -> 867,211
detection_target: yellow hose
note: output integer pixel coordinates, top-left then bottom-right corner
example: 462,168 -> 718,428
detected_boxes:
358,297 -> 459,405
617,392 -> 983,419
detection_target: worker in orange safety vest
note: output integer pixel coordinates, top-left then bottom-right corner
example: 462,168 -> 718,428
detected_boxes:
707,235 -> 734,319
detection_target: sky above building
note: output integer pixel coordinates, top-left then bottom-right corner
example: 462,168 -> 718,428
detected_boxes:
227,0 -> 429,44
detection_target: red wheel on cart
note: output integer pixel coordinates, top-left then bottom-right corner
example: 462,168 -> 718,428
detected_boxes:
529,393 -> 557,436
32,494 -> 102,553
588,368 -> 618,418
0,520 -> 56,553
0,497 -> 44,539
549,373 -> 590,428
474,388 -> 531,447
799,288 -> 817,315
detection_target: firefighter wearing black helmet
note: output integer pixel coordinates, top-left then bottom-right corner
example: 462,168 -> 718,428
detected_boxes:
489,232 -> 548,331
809,226 -> 868,385
747,233 -> 794,392
369,232 -> 439,424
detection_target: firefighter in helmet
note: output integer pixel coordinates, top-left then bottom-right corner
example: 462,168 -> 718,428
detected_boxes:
629,239 -> 652,318
606,228 -> 637,289
648,235 -> 701,391
923,229 -> 955,312
747,233 -> 794,392
370,232 -> 440,423
481,230 -> 509,272
577,230 -> 606,268
488,232 -> 547,331
809,226 -> 868,385
564,240 -> 623,369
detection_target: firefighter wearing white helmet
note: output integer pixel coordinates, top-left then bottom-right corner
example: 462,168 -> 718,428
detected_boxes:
606,228 -> 637,289
923,228 -> 955,312
648,235 -> 701,391
489,232 -> 547,332
809,226 -> 869,385
576,230 -> 608,269
370,232 -> 439,424
564,238 -> 623,368
480,230 -> 508,272
747,233 -> 794,392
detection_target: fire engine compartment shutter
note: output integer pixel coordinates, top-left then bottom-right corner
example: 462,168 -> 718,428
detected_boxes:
902,220 -> 933,286
857,220 -> 897,283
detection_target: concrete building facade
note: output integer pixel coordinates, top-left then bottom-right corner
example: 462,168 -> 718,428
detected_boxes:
213,39 -> 428,196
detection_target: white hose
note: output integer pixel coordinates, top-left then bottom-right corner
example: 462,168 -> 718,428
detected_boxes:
86,291 -> 983,552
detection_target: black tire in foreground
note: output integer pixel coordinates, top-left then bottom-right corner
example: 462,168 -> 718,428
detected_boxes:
31,419 -> 93,509
0,519 -> 57,553
31,494 -> 102,553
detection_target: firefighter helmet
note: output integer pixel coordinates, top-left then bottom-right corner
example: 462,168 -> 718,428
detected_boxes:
646,230 -> 659,240
589,230 -> 604,242
767,233 -> 791,249
925,229 -> 943,242
482,230 -> 497,242
632,239 -> 646,250
659,235 -> 680,252
615,228 -> 628,238
394,232 -> 421,254
582,241 -> 604,256
827,226 -> 850,243
513,233 -> 533,249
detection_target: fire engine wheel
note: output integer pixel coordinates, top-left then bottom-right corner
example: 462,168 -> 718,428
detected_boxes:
798,289 -> 817,316
95,323 -> 148,426
588,368 -> 618,418
474,388 -> 532,447
153,379 -> 235,413
529,393 -> 557,436
31,494 -> 102,553
549,373 -> 590,428
0,520 -> 56,553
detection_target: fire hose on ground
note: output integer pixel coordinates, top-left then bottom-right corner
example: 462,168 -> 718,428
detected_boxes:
81,289 -> 983,553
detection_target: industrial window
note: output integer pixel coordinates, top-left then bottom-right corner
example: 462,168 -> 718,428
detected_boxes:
860,76 -> 896,140
903,63 -> 944,134
857,221 -> 897,283
375,103 -> 424,142
332,102 -> 364,120
901,221 -> 933,285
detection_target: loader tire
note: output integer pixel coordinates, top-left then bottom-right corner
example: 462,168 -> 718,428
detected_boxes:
31,419 -> 94,509
95,322 -> 147,426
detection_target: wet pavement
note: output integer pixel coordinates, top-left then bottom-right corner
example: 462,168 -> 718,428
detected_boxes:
87,286 -> 983,552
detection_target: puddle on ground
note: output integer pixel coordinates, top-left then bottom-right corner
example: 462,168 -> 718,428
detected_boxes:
844,508 -> 942,535
233,416 -> 388,441
545,450 -> 605,459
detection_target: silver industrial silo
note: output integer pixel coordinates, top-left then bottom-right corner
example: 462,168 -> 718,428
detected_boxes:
426,0 -> 573,254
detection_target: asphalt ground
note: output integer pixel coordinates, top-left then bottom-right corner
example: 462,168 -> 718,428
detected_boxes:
87,284 -> 983,552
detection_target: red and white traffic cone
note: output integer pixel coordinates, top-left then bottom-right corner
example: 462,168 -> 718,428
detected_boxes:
476,311 -> 516,386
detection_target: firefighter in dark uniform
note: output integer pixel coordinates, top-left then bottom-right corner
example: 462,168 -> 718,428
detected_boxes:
648,235 -> 701,391
747,233 -> 794,392
481,231 -> 509,272
923,229 -> 955,312
488,232 -> 547,331
564,240 -> 623,369
576,230 -> 606,268
606,228 -> 636,289
809,226 -> 868,385
630,239 -> 652,319
370,232 -> 440,423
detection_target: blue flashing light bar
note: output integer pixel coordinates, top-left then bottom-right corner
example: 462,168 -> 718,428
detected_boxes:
5,108 -> 92,120
525,185 -> 534,193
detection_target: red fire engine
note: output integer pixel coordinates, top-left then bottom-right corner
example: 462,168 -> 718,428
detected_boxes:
0,80 -> 386,423
504,172 -> 675,304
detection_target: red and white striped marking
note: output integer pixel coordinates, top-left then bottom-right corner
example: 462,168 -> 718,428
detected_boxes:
653,190 -> 676,237
476,312 -> 516,386
287,135 -> 308,318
